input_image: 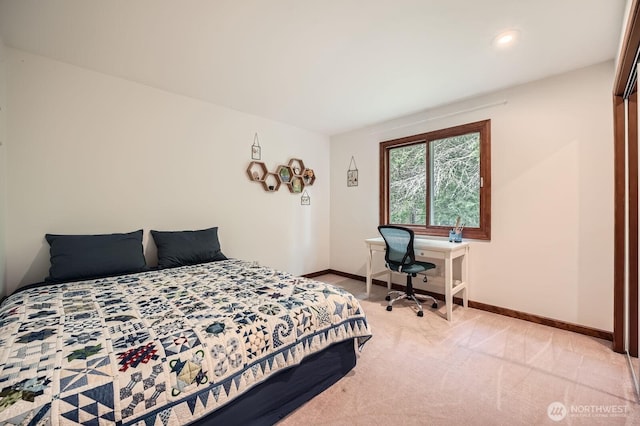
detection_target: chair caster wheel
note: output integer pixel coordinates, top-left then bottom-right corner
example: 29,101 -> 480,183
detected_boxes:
432,303 -> 438,309
386,306 -> 392,311
417,311 -> 424,317
385,295 -> 391,301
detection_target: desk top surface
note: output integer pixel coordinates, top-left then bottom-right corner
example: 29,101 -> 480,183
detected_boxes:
365,236 -> 470,251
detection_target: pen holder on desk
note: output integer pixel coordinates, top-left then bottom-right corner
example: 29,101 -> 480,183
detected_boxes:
449,230 -> 462,243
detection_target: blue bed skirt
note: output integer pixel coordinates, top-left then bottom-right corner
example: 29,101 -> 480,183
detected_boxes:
190,339 -> 357,425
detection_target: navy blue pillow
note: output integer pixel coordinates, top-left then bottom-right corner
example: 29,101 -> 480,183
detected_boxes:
151,227 -> 227,269
45,230 -> 146,283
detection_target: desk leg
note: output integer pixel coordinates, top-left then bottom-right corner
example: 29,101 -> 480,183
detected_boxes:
366,247 -> 373,298
445,256 -> 453,321
461,247 -> 469,308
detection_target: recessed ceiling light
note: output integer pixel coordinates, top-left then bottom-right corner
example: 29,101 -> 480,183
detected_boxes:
492,30 -> 519,48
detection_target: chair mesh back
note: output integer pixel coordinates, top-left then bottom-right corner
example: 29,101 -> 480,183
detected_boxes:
378,226 -> 415,267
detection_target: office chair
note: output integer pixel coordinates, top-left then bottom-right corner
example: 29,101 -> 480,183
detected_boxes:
378,225 -> 438,317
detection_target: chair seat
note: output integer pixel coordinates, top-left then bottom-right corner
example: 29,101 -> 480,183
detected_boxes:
388,261 -> 436,274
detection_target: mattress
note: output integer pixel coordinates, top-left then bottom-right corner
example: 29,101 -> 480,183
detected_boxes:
0,259 -> 372,425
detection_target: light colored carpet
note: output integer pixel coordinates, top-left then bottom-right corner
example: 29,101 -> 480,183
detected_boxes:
279,274 -> 640,425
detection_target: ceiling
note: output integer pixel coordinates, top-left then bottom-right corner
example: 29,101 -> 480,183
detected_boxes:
0,0 -> 627,136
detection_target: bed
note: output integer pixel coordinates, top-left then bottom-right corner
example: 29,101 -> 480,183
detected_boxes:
0,228 -> 372,425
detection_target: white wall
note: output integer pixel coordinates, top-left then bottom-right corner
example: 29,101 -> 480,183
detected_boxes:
330,61 -> 614,332
4,46 -> 616,331
5,48 -> 331,295
0,39 -> 6,299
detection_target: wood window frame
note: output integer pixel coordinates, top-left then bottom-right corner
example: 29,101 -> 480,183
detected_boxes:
379,119 -> 491,240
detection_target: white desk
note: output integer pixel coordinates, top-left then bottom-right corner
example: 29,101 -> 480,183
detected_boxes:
365,237 -> 470,321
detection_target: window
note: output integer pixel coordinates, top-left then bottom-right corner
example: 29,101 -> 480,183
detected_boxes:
379,119 -> 491,240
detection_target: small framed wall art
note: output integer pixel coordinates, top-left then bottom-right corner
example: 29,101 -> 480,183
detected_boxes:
251,133 -> 261,160
301,190 -> 310,205
347,156 -> 358,187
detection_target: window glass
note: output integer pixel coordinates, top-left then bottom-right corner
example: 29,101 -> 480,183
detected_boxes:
429,133 -> 480,227
389,143 -> 426,225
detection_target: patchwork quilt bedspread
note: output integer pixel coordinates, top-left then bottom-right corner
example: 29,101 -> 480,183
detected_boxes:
0,259 -> 372,425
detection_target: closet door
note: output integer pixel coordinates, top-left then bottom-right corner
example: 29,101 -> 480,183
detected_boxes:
633,75 -> 640,389
630,87 -> 638,360
613,2 -> 640,397
614,0 -> 640,357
